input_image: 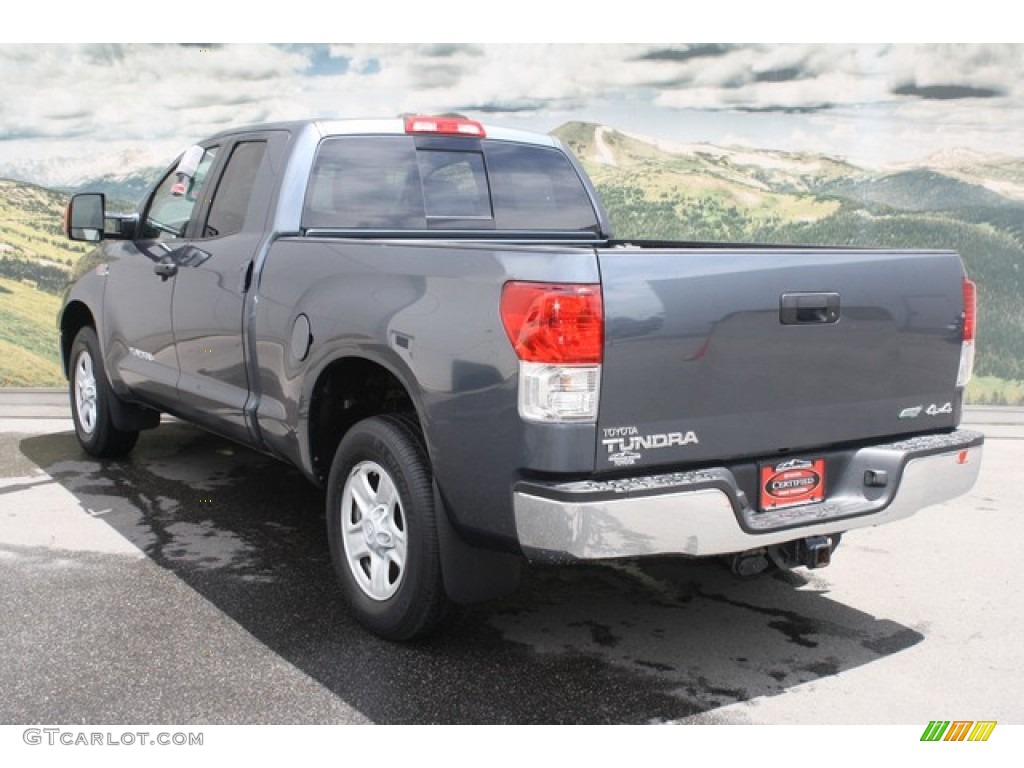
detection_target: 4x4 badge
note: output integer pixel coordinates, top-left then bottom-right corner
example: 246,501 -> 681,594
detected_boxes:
899,402 -> 952,419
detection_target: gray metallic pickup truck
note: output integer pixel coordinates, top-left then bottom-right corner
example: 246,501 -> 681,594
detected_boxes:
61,116 -> 984,640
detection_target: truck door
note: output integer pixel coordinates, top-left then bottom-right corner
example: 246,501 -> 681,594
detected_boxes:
169,136 -> 277,444
103,146 -> 219,406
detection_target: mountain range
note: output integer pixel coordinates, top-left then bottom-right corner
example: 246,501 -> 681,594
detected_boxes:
554,122 -> 1024,389
2,121 -> 1023,396
0,146 -> 170,203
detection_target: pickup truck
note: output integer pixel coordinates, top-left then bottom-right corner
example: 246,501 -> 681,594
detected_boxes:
61,115 -> 984,640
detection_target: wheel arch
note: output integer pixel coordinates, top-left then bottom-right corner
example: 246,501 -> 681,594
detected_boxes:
62,301 -> 160,434
59,300 -> 97,378
306,354 -> 424,486
306,352 -> 522,608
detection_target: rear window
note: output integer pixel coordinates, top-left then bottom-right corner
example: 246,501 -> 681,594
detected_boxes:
302,136 -> 599,233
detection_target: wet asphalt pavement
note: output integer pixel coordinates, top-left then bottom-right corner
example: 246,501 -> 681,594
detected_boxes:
1,397 -> 1022,725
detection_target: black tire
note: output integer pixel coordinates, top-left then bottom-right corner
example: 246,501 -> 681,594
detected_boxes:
326,414 -> 446,641
68,327 -> 139,458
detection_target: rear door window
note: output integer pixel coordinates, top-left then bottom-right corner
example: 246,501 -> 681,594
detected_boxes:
202,141 -> 267,238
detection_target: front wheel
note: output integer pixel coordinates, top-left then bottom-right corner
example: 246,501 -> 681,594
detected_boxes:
326,414 -> 446,641
69,327 -> 139,458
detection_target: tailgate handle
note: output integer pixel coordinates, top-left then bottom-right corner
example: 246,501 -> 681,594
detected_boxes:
780,293 -> 840,325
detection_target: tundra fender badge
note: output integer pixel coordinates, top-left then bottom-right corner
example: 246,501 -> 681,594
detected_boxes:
128,346 -> 155,362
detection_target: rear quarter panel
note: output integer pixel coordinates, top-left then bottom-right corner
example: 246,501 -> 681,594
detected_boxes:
252,237 -> 601,544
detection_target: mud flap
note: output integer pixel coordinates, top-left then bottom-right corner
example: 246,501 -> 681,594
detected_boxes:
434,484 -> 522,604
109,397 -> 161,432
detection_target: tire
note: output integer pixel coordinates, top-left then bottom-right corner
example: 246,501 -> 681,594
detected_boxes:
68,327 -> 139,458
326,414 -> 447,641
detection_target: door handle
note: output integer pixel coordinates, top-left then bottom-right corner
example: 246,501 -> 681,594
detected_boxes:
154,259 -> 178,280
780,292 -> 840,325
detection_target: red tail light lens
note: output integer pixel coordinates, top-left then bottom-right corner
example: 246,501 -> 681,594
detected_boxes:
957,276 -> 977,388
501,282 -> 603,364
962,277 -> 976,342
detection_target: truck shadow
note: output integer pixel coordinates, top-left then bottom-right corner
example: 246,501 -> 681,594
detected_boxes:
20,423 -> 923,724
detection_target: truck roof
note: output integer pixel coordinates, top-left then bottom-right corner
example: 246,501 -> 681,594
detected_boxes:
203,117 -> 561,148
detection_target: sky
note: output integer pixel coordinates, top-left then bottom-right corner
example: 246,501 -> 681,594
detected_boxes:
2,35 -> 1022,185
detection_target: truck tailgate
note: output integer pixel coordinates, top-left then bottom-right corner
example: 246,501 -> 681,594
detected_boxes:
596,247 -> 967,472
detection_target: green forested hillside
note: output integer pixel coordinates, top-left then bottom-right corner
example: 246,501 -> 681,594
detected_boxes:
0,277 -> 63,386
821,170 -> 1015,211
759,207 -> 1024,381
555,123 -> 1024,398
0,179 -> 89,386
3,126 -> 1024,404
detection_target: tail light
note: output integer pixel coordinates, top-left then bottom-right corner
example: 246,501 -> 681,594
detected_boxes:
501,282 -> 603,422
404,115 -> 486,137
957,277 -> 976,388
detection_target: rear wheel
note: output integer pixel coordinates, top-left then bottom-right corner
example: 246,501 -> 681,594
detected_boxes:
69,327 -> 139,458
326,414 -> 446,641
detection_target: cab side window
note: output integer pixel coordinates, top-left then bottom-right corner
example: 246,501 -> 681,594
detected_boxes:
202,141 -> 267,238
140,147 -> 218,241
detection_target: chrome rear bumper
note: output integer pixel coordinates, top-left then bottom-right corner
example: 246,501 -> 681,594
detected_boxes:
513,430 -> 984,561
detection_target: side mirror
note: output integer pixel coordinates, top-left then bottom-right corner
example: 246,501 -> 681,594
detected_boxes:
65,193 -> 105,242
65,193 -> 137,241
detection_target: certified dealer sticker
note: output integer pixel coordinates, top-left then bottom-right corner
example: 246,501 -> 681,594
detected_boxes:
759,458 -> 826,510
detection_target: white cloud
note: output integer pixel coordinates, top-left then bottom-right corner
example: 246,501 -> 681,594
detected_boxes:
2,42 -> 1023,184
0,44 -> 312,143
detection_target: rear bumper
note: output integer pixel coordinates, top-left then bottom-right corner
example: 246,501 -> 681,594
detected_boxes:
513,430 -> 984,561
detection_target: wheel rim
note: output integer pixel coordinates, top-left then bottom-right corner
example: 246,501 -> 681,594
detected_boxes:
340,460 -> 407,601
73,349 -> 98,435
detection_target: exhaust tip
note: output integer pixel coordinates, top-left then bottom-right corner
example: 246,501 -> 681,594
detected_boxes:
730,550 -> 770,577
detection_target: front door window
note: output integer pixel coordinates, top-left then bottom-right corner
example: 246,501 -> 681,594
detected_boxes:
140,146 -> 218,241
